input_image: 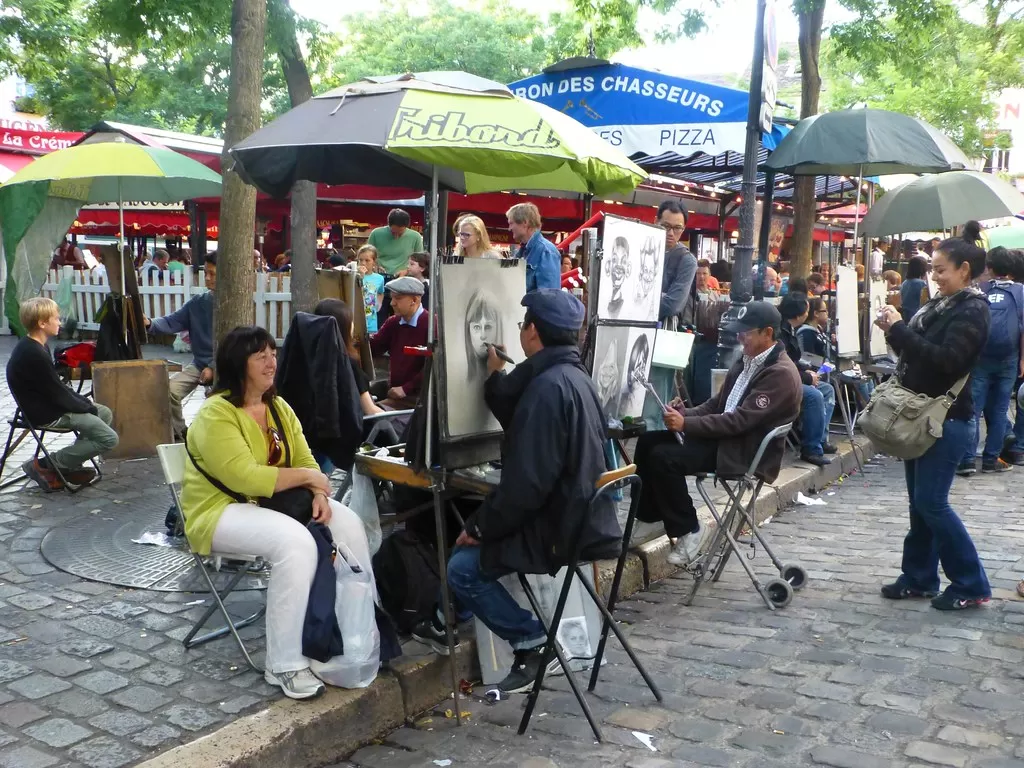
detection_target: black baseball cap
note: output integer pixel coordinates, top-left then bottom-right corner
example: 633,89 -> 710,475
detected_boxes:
724,301 -> 782,333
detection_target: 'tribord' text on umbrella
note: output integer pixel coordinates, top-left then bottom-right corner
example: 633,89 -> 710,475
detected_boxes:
389,109 -> 562,149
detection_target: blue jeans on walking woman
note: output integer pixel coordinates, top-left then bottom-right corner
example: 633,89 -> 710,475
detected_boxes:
900,418 -> 990,599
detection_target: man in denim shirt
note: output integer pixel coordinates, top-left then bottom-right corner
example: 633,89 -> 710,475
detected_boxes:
507,203 -> 560,292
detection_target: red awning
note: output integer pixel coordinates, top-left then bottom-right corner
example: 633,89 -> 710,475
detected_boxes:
0,150 -> 34,180
70,209 -> 218,237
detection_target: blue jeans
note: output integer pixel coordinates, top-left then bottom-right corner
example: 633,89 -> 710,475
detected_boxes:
964,356 -> 1018,464
901,418 -> 991,599
447,547 -> 546,651
1008,379 -> 1024,453
800,382 -> 835,455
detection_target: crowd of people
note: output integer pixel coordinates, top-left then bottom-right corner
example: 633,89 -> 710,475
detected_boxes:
17,199 -> 1017,708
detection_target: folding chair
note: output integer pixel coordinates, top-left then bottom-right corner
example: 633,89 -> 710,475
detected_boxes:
516,464 -> 663,742
0,406 -> 102,493
156,443 -> 266,671
684,423 -> 808,611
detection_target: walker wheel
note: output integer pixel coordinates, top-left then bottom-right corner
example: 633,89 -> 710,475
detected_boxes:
765,578 -> 793,609
782,564 -> 808,591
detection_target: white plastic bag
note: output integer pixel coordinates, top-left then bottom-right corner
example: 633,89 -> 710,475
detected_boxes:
344,466 -> 382,556
309,541 -> 380,689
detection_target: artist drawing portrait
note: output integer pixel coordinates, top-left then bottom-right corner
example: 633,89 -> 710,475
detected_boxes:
437,258 -> 526,440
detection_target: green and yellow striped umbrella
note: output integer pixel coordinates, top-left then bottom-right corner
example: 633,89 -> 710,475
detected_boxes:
0,141 -> 222,202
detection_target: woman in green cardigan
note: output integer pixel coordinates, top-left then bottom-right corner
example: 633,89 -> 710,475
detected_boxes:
181,326 -> 372,701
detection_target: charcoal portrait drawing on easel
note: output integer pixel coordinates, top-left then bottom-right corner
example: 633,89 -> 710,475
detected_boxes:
437,258 -> 527,440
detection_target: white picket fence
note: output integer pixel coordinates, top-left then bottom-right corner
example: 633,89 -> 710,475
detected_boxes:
40,266 -> 294,342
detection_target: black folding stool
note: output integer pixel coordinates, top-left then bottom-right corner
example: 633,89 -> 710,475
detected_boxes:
683,423 -> 809,610
516,464 -> 663,742
0,406 -> 103,492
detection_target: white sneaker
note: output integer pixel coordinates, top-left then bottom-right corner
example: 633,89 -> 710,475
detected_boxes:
667,528 -> 704,566
265,667 -> 325,700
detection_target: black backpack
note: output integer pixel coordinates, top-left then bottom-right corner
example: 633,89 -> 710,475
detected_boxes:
371,531 -> 441,633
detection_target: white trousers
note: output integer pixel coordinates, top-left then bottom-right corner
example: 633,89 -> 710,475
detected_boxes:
211,499 -> 371,674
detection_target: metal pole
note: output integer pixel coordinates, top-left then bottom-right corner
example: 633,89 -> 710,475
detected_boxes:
754,170 -> 776,300
425,166 -> 462,725
717,0 -> 766,367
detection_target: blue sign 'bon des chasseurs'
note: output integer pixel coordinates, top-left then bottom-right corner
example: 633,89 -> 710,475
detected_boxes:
509,63 -> 751,162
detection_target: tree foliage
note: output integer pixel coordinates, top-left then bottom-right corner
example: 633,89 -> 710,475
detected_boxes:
328,0 -> 635,87
824,0 -> 1024,154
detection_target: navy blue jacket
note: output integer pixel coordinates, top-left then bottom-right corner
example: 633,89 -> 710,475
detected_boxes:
303,522 -> 343,663
467,346 -> 621,576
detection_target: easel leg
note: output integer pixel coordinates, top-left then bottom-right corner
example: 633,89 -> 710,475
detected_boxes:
432,483 -> 462,725
835,381 -> 864,473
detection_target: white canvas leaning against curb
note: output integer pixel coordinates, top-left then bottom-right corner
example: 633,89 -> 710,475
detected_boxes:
474,567 -> 605,686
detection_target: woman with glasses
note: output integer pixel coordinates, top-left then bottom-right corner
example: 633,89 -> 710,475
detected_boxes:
454,214 -> 500,259
180,326 -> 373,701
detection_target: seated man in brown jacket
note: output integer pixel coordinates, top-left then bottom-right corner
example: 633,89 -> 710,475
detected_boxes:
634,302 -> 802,566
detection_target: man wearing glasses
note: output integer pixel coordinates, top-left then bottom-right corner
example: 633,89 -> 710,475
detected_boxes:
643,200 -> 698,429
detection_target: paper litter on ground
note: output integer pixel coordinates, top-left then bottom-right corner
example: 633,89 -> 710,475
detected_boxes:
795,491 -> 826,506
632,731 -> 657,751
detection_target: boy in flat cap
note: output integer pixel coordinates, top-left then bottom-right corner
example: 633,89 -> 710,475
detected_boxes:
369,276 -> 428,409
634,301 -> 802,566
412,289 -> 621,695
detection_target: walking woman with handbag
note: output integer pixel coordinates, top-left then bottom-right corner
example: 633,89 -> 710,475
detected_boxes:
873,236 -> 992,611
181,326 -> 373,699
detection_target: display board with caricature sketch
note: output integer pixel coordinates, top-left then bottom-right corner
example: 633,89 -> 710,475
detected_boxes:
596,215 -> 666,323
835,265 -> 860,357
591,324 -> 656,421
436,257 -> 527,441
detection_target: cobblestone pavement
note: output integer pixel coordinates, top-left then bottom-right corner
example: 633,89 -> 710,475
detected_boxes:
2,332 -> 1023,768
330,456 -> 1024,768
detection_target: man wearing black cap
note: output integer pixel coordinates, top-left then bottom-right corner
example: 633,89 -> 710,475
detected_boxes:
412,289 -> 621,695
633,301 -> 802,565
779,293 -> 836,466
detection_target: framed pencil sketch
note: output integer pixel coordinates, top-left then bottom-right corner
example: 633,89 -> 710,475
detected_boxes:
596,215 -> 665,323
591,324 -> 656,421
436,257 -> 527,442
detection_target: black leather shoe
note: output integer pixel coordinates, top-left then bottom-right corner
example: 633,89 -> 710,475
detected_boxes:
822,442 -> 839,455
800,453 -> 832,467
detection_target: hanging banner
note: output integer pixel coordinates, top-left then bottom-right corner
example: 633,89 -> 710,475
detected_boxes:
509,63 -> 751,159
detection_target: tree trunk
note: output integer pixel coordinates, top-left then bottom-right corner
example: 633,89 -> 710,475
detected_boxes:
270,0 -> 317,314
214,0 -> 266,345
789,0 -> 825,279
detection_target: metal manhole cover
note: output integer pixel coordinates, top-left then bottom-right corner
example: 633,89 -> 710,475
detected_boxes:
40,497 -> 269,592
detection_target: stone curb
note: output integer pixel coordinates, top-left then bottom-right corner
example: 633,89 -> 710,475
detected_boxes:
137,436 -> 875,768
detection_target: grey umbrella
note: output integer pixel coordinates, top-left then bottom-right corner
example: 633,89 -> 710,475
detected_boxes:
764,109 -> 971,176
764,108 -> 971,243
860,171 -> 1024,236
